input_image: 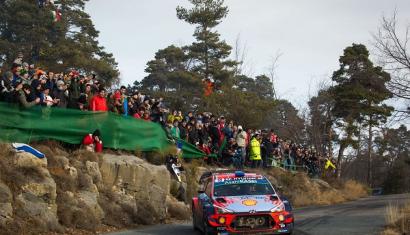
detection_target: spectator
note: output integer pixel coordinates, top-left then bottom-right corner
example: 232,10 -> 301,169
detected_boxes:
261,131 -> 274,168
143,111 -> 151,121
90,88 -> 108,112
53,80 -> 68,108
40,85 -> 57,107
249,132 -> 262,168
0,72 -> 14,101
174,110 -> 183,122
133,107 -> 145,119
236,125 -> 247,168
68,72 -> 82,108
179,121 -> 188,140
168,110 -> 177,123
113,85 -> 127,114
170,120 -> 180,139
18,84 -> 40,108
82,129 -> 103,153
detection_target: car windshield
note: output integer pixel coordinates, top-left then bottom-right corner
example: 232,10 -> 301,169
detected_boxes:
213,178 -> 275,197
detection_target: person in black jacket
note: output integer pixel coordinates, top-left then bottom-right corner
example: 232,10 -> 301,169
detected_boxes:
0,72 -> 14,102
261,131 -> 274,168
209,121 -> 220,149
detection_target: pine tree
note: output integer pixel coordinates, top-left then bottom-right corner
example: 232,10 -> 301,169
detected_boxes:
331,44 -> 393,182
0,0 -> 118,84
176,0 -> 236,83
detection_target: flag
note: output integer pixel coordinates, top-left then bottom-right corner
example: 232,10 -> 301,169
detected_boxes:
12,143 -> 45,159
52,9 -> 62,22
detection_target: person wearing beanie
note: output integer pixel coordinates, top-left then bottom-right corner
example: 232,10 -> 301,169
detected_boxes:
82,129 -> 103,153
40,85 -> 57,107
52,80 -> 68,108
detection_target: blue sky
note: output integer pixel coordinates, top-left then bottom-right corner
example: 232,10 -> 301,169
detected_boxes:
85,0 -> 410,108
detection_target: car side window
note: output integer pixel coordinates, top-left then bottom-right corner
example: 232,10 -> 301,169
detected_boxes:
205,180 -> 212,197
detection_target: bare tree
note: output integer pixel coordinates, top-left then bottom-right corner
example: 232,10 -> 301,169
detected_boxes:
267,51 -> 283,100
233,33 -> 252,76
373,11 -> 410,115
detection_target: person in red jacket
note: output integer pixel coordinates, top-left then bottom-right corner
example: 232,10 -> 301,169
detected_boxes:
90,88 -> 108,112
82,129 -> 103,153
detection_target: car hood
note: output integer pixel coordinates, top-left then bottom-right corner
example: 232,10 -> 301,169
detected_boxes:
214,195 -> 284,213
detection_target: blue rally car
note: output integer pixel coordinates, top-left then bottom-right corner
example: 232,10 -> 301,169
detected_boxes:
192,171 -> 294,235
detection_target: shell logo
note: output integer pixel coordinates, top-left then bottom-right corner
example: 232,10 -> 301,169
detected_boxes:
242,199 -> 258,206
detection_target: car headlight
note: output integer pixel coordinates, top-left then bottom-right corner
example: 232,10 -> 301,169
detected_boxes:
270,205 -> 284,213
214,205 -> 234,214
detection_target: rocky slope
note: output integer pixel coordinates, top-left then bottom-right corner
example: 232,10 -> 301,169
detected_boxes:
0,143 -> 189,235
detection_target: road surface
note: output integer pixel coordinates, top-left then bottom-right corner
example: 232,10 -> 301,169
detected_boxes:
107,194 -> 409,235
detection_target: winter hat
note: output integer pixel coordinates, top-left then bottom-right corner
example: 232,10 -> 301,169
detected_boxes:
56,80 -> 65,87
92,129 -> 101,137
5,71 -> 13,80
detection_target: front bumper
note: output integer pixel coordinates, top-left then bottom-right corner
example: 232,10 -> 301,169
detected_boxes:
207,212 -> 294,234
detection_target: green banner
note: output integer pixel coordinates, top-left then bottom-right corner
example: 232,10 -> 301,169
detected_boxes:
0,102 -> 170,152
177,139 -> 217,159
0,102 -> 216,159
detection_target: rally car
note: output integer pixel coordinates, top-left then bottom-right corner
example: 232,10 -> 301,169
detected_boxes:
192,171 -> 294,235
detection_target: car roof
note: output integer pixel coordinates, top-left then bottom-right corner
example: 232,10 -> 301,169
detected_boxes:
199,171 -> 266,184
213,172 -> 265,181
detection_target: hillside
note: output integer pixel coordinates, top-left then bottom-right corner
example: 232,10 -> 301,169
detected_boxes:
0,142 -> 367,235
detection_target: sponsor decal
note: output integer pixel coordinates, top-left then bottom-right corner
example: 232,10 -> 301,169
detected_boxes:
242,199 -> 258,206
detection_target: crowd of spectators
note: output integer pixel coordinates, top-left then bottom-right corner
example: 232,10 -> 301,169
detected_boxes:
0,54 -> 335,176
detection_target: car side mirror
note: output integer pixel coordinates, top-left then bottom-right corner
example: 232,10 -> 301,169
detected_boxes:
270,195 -> 279,201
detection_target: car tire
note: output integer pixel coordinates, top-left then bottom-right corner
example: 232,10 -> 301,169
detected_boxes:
192,212 -> 198,231
203,220 -> 214,235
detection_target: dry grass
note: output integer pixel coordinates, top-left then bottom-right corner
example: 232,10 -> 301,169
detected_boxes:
260,167 -> 368,207
341,180 -> 369,200
382,201 -> 410,235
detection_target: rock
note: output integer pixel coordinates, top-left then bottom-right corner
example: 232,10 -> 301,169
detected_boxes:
14,152 -> 48,169
100,154 -> 171,224
99,189 -> 139,227
76,190 -> 105,224
0,181 -> 12,227
0,181 -> 12,203
312,179 -> 333,190
85,161 -> 102,184
10,151 -> 61,232
15,192 -> 60,231
166,196 -> 190,220
0,202 -> 13,226
21,176 -> 57,203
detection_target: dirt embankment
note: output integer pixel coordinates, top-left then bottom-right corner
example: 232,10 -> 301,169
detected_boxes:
0,143 -> 367,234
180,161 -> 368,208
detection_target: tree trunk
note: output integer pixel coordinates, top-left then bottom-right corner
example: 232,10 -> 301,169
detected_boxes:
336,122 -> 353,179
328,127 -> 333,158
367,118 -> 373,187
336,143 -> 346,179
356,124 -> 362,159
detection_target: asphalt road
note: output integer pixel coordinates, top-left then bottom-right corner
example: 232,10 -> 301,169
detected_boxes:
107,194 -> 409,235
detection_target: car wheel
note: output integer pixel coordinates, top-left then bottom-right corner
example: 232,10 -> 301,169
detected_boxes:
284,222 -> 294,235
203,220 -> 214,235
192,212 -> 198,231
